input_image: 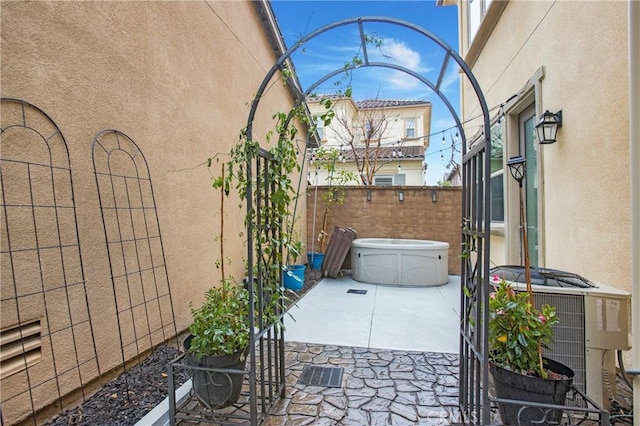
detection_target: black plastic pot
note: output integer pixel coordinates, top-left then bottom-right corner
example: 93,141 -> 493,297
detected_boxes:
183,335 -> 247,410
490,358 -> 574,425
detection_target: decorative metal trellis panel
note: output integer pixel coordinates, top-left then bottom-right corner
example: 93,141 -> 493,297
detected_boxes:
168,147 -> 286,425
246,148 -> 287,421
460,132 -> 492,425
0,98 -> 101,425
243,15 -> 496,425
92,130 -> 178,390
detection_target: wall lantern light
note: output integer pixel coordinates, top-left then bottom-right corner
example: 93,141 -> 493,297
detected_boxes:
398,190 -> 404,202
507,155 -> 526,187
366,190 -> 372,201
431,189 -> 437,203
507,155 -> 534,297
535,110 -> 562,144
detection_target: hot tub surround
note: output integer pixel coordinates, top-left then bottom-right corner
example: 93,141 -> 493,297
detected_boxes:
351,238 -> 449,287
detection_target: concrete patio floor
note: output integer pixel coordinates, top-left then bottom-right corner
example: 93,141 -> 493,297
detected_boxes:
284,273 -> 461,354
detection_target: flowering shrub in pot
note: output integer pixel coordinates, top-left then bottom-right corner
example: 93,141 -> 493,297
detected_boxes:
488,275 -> 558,377
488,275 -> 574,425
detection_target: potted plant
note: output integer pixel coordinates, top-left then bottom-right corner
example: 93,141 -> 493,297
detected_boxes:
181,79 -> 316,412
183,278 -> 250,410
488,274 -> 574,425
282,229 -> 306,291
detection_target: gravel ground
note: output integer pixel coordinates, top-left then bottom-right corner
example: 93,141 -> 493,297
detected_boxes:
45,345 -> 187,426
44,269 -> 323,426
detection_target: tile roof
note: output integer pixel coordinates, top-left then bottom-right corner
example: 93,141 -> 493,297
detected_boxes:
310,145 -> 425,162
355,99 -> 431,109
307,96 -> 430,110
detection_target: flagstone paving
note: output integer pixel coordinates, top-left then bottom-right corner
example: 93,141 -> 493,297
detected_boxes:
262,342 -> 460,425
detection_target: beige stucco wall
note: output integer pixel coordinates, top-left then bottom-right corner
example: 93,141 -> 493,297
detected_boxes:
461,1 -> 631,293
1,1 -> 303,423
310,159 -> 426,186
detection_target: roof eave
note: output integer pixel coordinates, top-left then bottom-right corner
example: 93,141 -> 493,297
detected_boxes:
254,1 -> 319,147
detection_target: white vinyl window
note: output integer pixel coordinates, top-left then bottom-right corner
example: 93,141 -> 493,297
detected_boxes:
490,120 -> 504,222
316,117 -> 324,140
374,175 -> 393,186
374,174 -> 405,186
468,0 -> 493,46
405,119 -> 416,138
469,0 -> 482,43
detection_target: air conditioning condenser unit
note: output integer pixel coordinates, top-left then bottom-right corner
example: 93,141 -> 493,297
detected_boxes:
490,266 -> 631,411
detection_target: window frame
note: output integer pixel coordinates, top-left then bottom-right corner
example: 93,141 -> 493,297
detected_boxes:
405,118 -> 416,138
373,173 -> 405,186
489,118 -> 505,223
316,117 -> 325,140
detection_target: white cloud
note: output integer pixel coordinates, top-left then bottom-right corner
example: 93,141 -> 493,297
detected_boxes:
374,39 -> 424,70
366,38 -> 435,94
291,33 -> 460,101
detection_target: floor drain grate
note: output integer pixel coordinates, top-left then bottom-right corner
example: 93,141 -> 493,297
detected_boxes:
297,366 -> 344,387
347,289 -> 367,295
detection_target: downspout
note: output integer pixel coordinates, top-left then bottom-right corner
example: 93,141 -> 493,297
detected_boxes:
629,1 -> 640,423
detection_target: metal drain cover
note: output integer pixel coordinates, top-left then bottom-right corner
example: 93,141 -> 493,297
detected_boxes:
298,366 -> 344,387
347,289 -> 367,295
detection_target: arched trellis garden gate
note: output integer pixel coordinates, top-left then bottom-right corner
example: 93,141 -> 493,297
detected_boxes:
239,16 -> 493,425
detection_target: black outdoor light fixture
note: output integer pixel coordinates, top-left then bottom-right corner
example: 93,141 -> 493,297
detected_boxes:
507,155 -> 533,296
507,155 -> 526,186
535,110 -> 562,144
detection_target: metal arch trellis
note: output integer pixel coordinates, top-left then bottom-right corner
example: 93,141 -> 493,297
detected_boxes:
91,129 -> 178,400
0,98 -> 102,425
243,16 -> 492,425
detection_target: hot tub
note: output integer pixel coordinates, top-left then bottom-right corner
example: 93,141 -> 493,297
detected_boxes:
351,238 -> 449,287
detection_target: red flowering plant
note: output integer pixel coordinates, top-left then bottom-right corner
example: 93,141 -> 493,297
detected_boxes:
488,275 -> 559,378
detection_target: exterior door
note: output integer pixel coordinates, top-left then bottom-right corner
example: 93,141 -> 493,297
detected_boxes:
520,106 -> 539,267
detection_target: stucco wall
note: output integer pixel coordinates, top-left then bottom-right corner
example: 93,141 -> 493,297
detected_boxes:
306,187 -> 462,275
1,1 -> 303,423
461,1 -> 631,292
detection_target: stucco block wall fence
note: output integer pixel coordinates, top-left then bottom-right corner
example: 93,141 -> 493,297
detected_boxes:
306,187 -> 462,275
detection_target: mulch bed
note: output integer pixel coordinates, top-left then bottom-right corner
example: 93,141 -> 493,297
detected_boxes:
45,345 -> 188,426
44,268 -> 323,426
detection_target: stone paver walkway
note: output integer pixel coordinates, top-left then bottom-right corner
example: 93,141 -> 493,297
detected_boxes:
262,342 -> 460,425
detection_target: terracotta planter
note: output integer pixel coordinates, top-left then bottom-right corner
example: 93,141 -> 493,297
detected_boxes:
183,335 -> 247,410
490,358 -> 574,425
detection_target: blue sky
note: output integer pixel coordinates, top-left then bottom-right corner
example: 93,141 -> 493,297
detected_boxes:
271,0 -> 461,184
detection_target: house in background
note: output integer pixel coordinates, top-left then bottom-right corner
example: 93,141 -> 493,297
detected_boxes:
307,96 -> 432,186
448,0 -> 634,412
443,163 -> 461,186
